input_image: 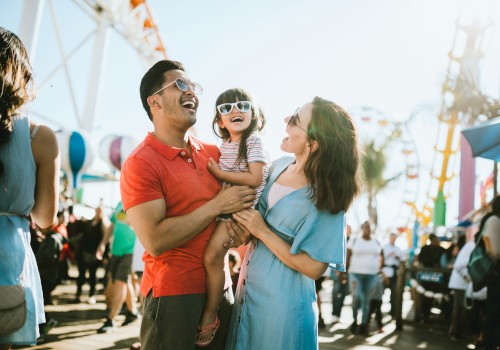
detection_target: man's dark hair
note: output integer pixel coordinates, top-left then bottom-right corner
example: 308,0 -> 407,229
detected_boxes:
140,60 -> 185,120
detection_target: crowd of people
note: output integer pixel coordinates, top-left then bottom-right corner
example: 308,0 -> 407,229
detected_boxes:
314,208 -> 499,350
25,202 -> 144,339
1,25 -> 499,350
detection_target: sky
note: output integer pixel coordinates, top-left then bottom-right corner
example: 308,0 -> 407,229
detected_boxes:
1,0 -> 499,234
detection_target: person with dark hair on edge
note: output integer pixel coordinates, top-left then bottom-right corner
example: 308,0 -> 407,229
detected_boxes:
0,27 -> 60,349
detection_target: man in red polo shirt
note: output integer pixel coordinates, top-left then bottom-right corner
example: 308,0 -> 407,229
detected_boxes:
120,60 -> 255,350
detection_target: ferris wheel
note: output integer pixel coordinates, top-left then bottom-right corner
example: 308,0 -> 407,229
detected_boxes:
17,0 -> 167,200
349,106 -> 420,232
19,0 -> 166,132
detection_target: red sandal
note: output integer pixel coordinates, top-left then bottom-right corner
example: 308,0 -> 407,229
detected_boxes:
195,317 -> 221,347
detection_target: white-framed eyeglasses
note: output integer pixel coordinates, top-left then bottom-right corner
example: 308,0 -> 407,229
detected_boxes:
216,101 -> 252,115
151,78 -> 203,96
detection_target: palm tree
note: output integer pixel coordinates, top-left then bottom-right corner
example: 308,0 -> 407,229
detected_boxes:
361,129 -> 402,229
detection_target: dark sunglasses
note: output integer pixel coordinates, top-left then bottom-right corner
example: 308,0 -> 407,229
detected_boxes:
152,78 -> 203,96
217,101 -> 252,115
287,108 -> 309,134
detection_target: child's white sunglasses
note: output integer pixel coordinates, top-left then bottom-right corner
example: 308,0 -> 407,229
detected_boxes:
217,101 -> 252,115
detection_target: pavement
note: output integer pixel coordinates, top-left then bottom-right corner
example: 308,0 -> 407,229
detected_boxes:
316,281 -> 472,350
17,271 -> 473,350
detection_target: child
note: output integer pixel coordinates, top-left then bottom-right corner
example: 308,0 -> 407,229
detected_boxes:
196,88 -> 268,346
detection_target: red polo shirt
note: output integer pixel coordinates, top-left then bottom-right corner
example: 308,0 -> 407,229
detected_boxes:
120,133 -> 228,297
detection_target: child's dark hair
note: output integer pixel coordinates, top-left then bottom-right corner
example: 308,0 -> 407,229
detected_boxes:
212,88 -> 265,168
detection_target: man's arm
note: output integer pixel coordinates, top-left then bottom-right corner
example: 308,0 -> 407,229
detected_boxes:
127,186 -> 256,257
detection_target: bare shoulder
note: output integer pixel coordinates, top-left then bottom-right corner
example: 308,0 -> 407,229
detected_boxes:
31,124 -> 59,164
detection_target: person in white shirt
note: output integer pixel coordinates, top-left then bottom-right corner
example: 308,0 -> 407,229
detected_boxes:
382,232 -> 405,317
447,235 -> 469,341
346,221 -> 383,336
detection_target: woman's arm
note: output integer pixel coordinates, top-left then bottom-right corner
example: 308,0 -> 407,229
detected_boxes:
232,209 -> 328,279
208,158 -> 265,188
31,125 -> 60,229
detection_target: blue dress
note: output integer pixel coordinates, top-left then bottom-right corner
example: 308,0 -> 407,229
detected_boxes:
0,116 -> 45,345
226,156 -> 346,350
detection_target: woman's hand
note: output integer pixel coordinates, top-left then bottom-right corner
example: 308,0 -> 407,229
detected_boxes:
232,209 -> 268,240
224,219 -> 253,248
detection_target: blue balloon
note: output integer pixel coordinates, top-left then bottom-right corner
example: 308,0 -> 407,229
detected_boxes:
58,129 -> 94,191
69,131 -> 87,188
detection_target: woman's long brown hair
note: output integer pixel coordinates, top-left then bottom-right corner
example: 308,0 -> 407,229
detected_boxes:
0,27 -> 34,177
304,96 -> 361,214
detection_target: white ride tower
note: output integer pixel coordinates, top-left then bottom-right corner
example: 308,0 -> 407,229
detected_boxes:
18,0 -> 167,132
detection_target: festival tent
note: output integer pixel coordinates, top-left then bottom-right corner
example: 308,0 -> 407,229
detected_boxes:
462,117 -> 500,162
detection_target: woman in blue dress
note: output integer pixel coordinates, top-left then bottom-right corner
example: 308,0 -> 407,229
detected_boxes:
0,27 -> 60,348
225,97 -> 361,349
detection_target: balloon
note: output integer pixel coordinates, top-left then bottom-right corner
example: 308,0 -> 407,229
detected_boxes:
57,129 -> 94,190
99,135 -> 137,171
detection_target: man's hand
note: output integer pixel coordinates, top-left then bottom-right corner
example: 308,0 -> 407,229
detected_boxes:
213,185 -> 256,215
224,219 -> 253,248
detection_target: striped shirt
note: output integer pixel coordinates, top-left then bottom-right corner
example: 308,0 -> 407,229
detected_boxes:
219,133 -> 269,206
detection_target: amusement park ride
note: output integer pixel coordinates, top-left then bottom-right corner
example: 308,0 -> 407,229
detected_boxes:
350,106 -> 420,230
18,0 -> 167,200
16,1 -> 497,236
412,18 -> 492,228
352,17 -> 497,248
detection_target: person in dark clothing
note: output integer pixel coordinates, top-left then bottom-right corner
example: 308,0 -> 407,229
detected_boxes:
36,229 -> 64,305
418,233 -> 444,268
35,227 -> 64,340
72,207 -> 107,304
331,224 -> 352,324
417,233 -> 445,322
53,210 -> 72,284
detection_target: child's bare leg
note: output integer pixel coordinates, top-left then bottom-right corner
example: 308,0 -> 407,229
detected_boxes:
200,221 -> 229,328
